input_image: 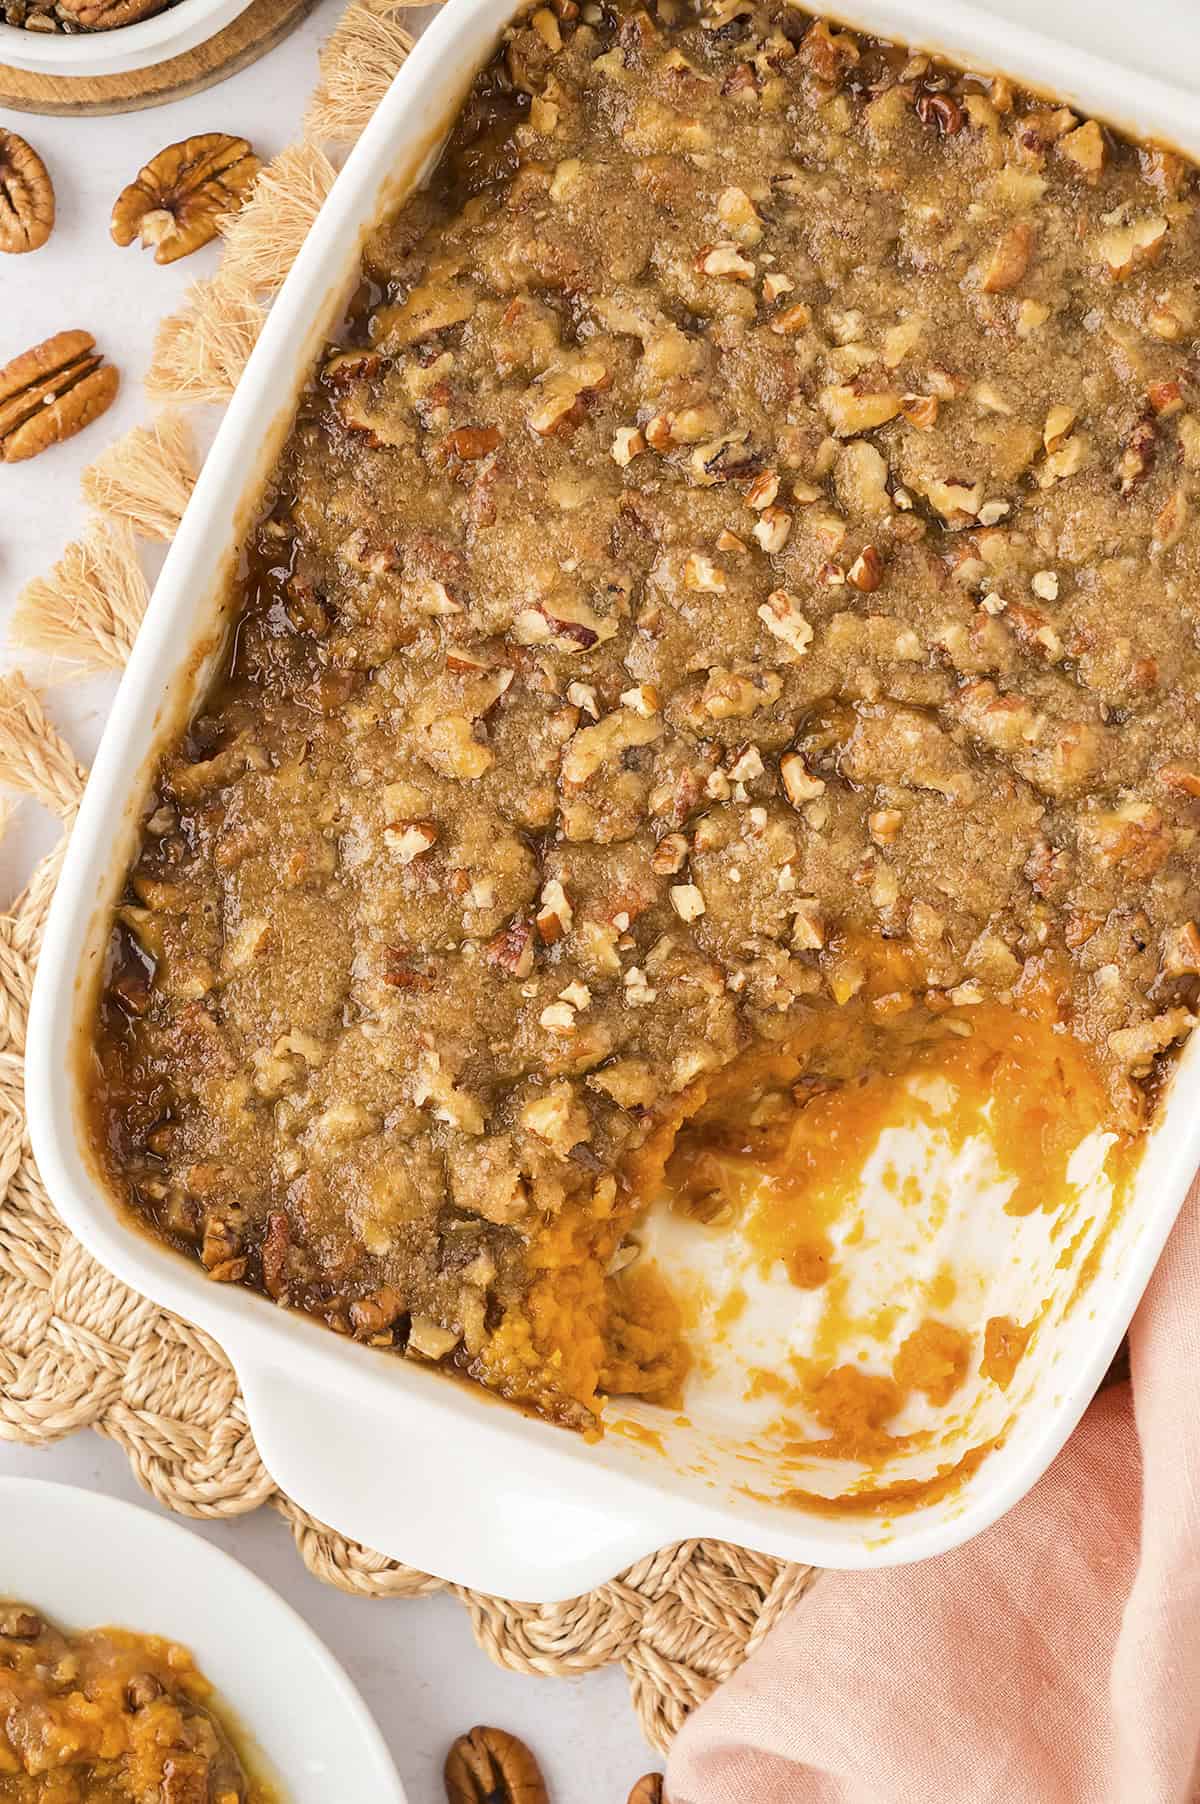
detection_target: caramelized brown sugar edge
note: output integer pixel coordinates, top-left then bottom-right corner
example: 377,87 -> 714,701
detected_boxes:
88,0 -> 1199,1506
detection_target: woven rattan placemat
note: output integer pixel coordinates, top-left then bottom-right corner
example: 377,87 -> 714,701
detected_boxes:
0,0 -> 813,1748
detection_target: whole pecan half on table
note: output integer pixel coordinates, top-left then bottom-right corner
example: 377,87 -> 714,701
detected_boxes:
111,133 -> 261,265
0,331 -> 119,464
444,1725 -> 549,1804
0,130 -> 55,255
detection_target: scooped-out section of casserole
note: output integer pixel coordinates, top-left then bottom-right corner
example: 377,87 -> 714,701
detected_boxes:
88,0 -> 1200,1501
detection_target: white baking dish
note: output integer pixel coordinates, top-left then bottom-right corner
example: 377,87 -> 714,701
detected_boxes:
0,0 -> 253,79
0,1477 -> 406,1801
25,0 -> 1200,1603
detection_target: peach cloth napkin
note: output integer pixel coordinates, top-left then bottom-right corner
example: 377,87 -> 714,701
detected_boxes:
666,1177 -> 1200,1804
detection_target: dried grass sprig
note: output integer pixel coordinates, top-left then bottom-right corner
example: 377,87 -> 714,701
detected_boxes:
80,412 -> 197,541
306,0 -> 416,142
219,141 -> 339,294
11,519 -> 149,674
145,273 -> 266,408
0,671 -> 88,819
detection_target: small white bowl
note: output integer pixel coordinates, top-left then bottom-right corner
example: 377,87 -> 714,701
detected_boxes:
0,0 -> 254,78
0,1476 -> 407,1804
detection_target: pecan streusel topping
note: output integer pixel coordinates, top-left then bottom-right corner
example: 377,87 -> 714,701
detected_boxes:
90,0 -> 1200,1427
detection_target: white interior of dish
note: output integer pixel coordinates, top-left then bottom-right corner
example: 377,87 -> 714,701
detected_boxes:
614,1085 -> 1129,1508
26,0 -> 1200,1599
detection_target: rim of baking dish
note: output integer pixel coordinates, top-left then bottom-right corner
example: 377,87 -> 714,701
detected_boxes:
23,0 -> 1200,1599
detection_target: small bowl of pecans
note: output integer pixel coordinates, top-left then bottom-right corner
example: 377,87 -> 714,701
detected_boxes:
0,0 -> 254,77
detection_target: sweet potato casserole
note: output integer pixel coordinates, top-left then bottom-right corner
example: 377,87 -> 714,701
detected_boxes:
89,0 -> 1200,1438
0,1603 -> 267,1802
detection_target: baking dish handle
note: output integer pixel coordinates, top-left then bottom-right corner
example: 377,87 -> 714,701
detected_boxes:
235,1351 -> 685,1603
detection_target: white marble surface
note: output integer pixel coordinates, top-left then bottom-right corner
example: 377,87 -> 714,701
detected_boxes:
0,12 -> 659,1799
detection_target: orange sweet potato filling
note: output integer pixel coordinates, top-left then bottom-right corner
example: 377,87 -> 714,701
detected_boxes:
476,957 -> 1130,1467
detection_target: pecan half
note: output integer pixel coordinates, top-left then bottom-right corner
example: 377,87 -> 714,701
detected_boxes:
628,1779 -> 665,1804
0,130 -> 54,255
110,134 -> 261,266
58,0 -> 167,27
444,1726 -> 548,1804
0,330 -> 119,464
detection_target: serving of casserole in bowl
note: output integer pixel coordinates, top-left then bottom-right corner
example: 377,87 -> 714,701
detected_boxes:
27,0 -> 1200,1600
0,1477 -> 406,1800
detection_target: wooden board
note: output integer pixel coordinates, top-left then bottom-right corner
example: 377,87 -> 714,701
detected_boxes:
0,0 -> 320,113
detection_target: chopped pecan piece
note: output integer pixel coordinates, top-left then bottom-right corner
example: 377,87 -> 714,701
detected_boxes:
611,425 -> 646,465
696,241 -> 755,278
383,820 -> 439,863
383,945 -> 436,990
652,832 -> 688,875
752,506 -> 792,552
820,385 -> 903,436
1148,380 -> 1183,418
1117,413 -> 1157,495
485,915 -> 536,976
526,359 -> 608,435
0,1608 -> 44,1641
1082,803 -> 1172,878
1095,214 -> 1168,280
701,667 -> 783,719
768,302 -> 813,335
1058,118 -> 1105,182
670,882 -> 705,921
439,424 -> 502,463
745,469 -> 780,509
900,393 -> 938,430
1157,762 -> 1200,798
847,545 -> 883,592
536,878 -> 573,942
757,589 -> 813,657
780,751 -> 825,805
349,1285 -> 405,1338
915,90 -> 964,137
684,551 -> 727,592
981,223 -> 1034,293
521,1082 -> 590,1154
798,17 -> 859,82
